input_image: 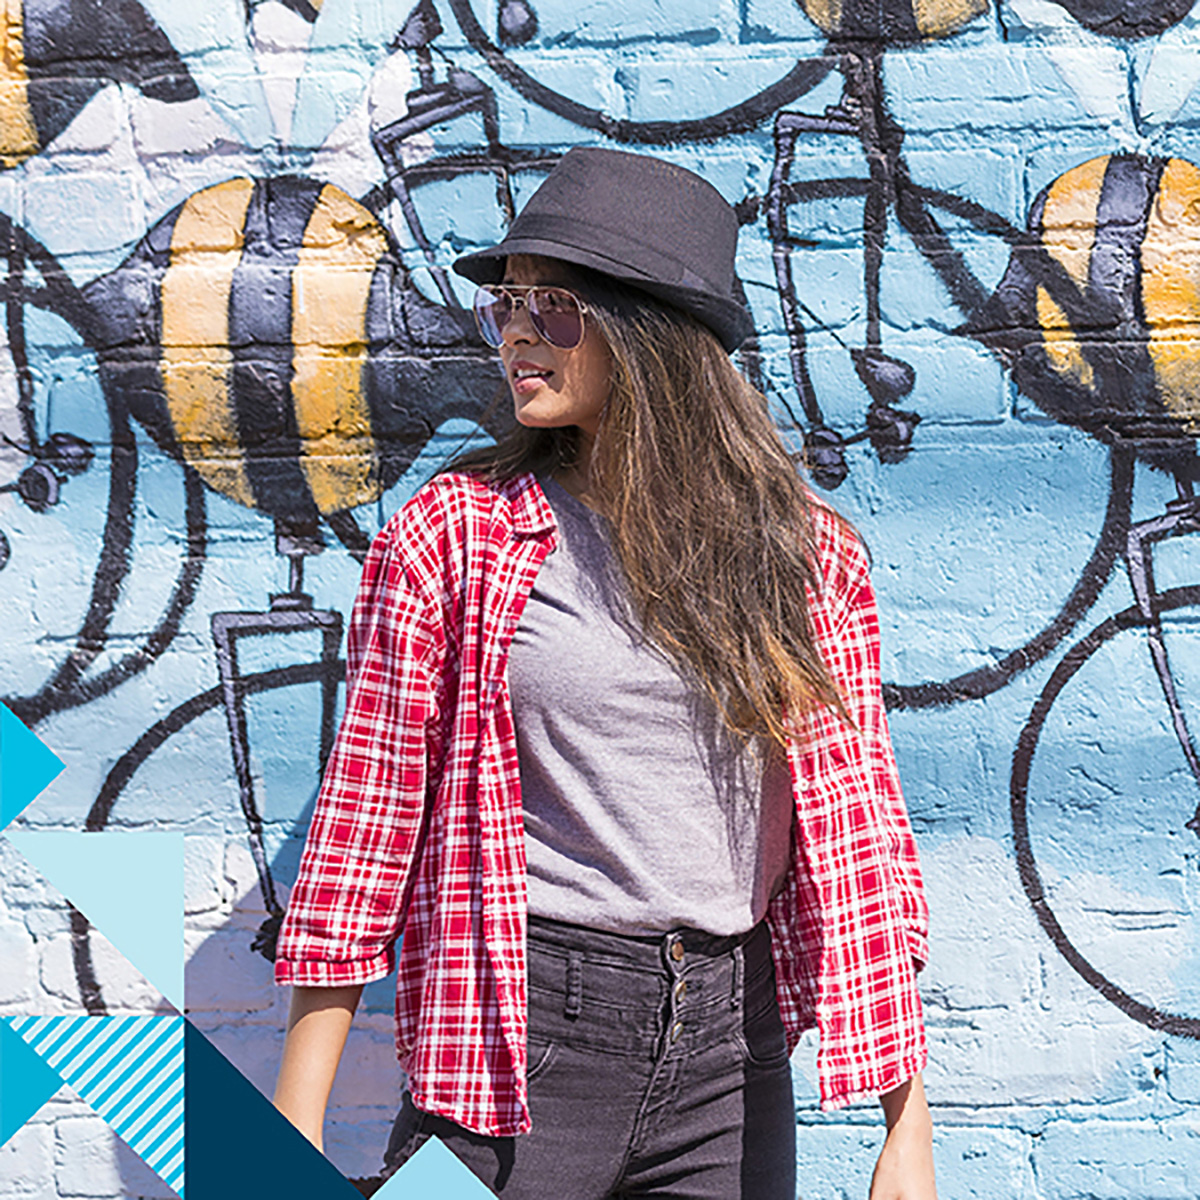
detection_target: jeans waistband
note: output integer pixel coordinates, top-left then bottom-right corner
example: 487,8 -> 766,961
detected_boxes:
527,915 -> 770,969
524,916 -> 775,1054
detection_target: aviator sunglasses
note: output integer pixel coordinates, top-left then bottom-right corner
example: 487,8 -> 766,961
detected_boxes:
472,284 -> 590,350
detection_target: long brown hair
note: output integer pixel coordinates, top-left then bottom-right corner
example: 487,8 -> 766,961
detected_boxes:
450,266 -> 851,745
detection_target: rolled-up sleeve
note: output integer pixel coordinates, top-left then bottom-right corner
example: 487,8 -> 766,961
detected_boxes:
274,511 -> 443,988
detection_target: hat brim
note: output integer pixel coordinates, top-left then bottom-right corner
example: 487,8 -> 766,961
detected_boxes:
453,236 -> 755,354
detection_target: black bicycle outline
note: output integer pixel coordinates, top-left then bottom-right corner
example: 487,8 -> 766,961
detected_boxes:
770,80 -> 1200,1027
713,37 -> 1139,714
0,218 -> 210,731
1012,580 -> 1200,1039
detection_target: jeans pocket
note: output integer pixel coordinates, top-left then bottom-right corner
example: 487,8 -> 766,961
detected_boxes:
735,995 -> 791,1070
380,1091 -> 431,1180
526,1037 -> 558,1085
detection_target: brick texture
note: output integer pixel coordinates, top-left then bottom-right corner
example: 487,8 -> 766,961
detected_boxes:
3,1 -> 1200,1197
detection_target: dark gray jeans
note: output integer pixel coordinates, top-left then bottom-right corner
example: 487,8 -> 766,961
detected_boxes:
381,916 -> 797,1198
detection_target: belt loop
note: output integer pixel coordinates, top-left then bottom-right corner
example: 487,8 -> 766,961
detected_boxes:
731,944 -> 744,1010
565,951 -> 583,1019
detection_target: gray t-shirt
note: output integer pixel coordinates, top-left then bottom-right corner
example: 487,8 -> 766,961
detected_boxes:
507,476 -> 794,936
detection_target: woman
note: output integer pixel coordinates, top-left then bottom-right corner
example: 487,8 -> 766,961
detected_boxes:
273,147 -> 935,1199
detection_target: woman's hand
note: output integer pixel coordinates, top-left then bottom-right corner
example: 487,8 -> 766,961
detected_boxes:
870,1074 -> 937,1200
273,984 -> 363,1152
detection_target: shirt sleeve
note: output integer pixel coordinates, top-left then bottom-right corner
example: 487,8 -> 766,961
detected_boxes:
792,510 -> 929,1107
274,506 -> 445,988
830,546 -> 930,973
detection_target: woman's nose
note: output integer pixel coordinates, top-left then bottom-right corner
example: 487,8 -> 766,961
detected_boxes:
501,296 -> 539,345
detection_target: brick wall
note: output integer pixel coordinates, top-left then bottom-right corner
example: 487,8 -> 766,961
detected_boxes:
2,0 -> 1200,1195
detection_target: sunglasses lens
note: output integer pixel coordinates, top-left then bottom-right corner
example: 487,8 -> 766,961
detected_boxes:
473,288 -> 511,347
529,288 -> 584,349
473,286 -> 585,349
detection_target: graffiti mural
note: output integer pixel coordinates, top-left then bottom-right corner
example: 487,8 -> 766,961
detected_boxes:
797,0 -> 988,41
0,0 -> 196,574
0,0 -> 196,169
1051,0 -> 1195,37
4,0 -> 1200,1192
964,152 -> 1200,1035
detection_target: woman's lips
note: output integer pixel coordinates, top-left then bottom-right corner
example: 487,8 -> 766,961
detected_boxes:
510,363 -> 553,394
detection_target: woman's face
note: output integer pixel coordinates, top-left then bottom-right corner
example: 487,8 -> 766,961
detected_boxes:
498,254 -> 613,437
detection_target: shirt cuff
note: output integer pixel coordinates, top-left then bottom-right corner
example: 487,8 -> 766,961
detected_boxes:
820,1044 -> 930,1112
274,947 -> 394,988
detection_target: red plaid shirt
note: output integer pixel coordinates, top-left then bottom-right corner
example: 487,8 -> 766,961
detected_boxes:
275,471 -> 928,1136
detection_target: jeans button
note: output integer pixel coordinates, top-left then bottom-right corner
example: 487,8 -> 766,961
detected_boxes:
674,978 -> 687,1002
670,940 -> 684,962
670,1021 -> 684,1043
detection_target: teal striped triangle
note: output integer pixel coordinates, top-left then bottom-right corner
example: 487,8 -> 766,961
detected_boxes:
0,704 -> 63,830
0,1019 -> 65,1149
374,1135 -> 495,1198
6,1016 -> 184,1197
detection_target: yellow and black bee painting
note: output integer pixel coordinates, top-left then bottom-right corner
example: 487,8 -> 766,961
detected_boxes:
798,0 -> 988,42
973,154 -> 1200,479
82,175 -> 503,541
0,0 -> 197,169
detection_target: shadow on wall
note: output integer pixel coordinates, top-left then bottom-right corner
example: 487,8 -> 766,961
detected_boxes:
183,866 -> 403,1185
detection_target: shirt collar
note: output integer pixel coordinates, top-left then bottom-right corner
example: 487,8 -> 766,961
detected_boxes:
505,471 -> 557,538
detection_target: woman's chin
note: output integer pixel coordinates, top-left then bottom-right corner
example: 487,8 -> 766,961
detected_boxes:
514,405 -> 568,430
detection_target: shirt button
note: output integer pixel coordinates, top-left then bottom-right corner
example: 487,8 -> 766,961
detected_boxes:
670,940 -> 684,962
674,979 -> 687,1002
670,1021 -> 684,1043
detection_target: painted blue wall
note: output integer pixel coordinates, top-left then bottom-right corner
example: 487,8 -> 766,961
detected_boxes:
3,0 -> 1200,1194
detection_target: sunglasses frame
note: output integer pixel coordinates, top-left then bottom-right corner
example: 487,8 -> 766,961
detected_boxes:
472,284 -> 591,350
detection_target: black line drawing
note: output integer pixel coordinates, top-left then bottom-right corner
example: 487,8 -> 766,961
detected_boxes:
1011,584 -> 1200,1038
978,153 -> 1200,1031
0,0 -> 199,578
443,0 -> 836,144
3,0 -> 197,169
76,659 -> 342,1014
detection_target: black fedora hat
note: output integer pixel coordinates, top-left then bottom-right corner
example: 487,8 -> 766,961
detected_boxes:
453,147 -> 755,353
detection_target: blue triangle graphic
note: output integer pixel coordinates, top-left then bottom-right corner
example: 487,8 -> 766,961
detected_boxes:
0,705 -> 64,830
374,1134 -> 496,1198
184,1021 -> 359,1199
4,831 -> 183,1009
0,1019 -> 65,1149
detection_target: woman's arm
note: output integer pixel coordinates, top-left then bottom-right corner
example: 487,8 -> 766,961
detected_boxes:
273,984 -> 364,1151
870,1074 -> 937,1200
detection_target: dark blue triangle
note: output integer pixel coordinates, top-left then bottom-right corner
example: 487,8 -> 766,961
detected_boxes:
184,1021 -> 361,1199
